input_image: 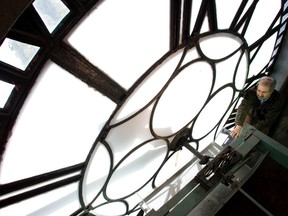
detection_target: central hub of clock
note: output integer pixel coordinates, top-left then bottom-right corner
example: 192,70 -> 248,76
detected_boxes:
170,128 -> 212,165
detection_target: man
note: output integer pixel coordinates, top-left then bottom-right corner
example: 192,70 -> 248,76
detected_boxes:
230,76 -> 283,138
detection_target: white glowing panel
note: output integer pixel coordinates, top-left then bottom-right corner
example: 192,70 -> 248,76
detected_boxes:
66,0 -> 170,89
0,39 -> 39,70
33,0 -> 70,33
0,61 -> 116,183
0,81 -> 14,108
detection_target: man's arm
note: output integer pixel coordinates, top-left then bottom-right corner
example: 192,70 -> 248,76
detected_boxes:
230,90 -> 255,137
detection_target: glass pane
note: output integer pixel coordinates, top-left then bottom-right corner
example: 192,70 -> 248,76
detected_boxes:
111,49 -> 185,125
0,39 -> 39,70
198,33 -> 243,60
0,80 -> 14,108
248,32 -> 278,78
216,0 -> 243,29
153,61 -> 213,136
244,0 -> 280,45
192,86 -> 234,139
33,0 -> 70,33
0,183 -> 80,216
66,0 -> 169,89
0,61 -> 116,183
106,139 -> 167,199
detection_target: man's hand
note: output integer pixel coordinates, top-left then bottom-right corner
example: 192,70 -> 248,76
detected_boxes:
230,125 -> 242,138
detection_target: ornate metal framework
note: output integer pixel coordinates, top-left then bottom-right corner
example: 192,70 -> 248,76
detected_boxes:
1,0 -> 288,215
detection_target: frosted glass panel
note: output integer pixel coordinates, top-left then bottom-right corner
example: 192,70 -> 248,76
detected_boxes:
66,0 -> 170,89
0,39 -> 39,70
0,80 -> 14,108
33,0 -> 70,33
199,33 -> 243,60
0,61 -> 116,183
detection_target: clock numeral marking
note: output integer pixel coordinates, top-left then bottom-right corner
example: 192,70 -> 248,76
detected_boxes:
170,0 -> 182,50
229,0 -> 258,36
170,0 -> 219,50
206,0 -> 218,31
192,0 -> 218,34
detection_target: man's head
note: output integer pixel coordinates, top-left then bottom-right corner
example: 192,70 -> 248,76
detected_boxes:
256,76 -> 276,101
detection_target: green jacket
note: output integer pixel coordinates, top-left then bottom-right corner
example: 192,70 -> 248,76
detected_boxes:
235,87 -> 283,134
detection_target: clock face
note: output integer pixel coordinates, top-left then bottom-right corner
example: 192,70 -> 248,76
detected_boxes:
0,0 -> 287,215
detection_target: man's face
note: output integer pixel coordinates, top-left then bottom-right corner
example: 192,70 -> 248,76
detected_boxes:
256,83 -> 272,100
